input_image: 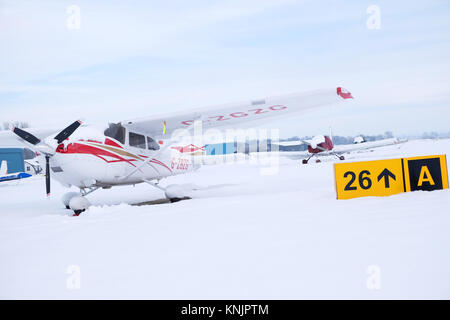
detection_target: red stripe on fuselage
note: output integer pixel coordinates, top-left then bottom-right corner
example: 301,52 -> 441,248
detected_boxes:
150,158 -> 172,172
57,143 -> 138,167
105,138 -> 123,148
56,142 -> 173,174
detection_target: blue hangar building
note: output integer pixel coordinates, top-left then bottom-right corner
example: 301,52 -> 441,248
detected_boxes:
0,148 -> 35,173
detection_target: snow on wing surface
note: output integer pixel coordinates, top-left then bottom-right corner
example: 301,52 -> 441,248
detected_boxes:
121,87 -> 353,137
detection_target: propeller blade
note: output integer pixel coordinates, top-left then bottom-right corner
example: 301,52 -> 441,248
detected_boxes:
54,120 -> 83,144
45,155 -> 51,197
12,127 -> 41,145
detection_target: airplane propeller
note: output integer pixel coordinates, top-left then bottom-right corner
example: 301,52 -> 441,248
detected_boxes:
54,120 -> 83,144
12,120 -> 83,197
11,127 -> 41,145
45,155 -> 50,197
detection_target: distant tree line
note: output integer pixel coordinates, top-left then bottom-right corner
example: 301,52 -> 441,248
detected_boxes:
0,121 -> 30,131
420,131 -> 450,139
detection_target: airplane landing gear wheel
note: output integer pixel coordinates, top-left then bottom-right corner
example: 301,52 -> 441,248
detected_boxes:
143,181 -> 192,203
69,196 -> 91,216
164,185 -> 186,201
73,209 -> 85,216
315,159 -> 321,163
339,156 -> 345,160
62,192 -> 80,209
302,159 -> 308,164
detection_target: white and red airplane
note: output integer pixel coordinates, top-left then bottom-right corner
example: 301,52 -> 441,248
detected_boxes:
1,87 -> 353,214
0,160 -> 32,183
277,128 -> 344,164
277,132 -> 400,164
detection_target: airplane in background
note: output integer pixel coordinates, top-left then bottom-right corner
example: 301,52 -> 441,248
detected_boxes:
0,87 -> 353,215
277,131 -> 400,164
276,128 -> 345,164
0,160 -> 32,183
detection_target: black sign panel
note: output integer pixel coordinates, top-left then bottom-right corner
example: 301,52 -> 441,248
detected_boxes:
407,158 -> 443,191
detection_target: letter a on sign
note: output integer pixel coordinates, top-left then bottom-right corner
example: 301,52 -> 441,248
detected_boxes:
404,155 -> 448,192
417,166 -> 435,187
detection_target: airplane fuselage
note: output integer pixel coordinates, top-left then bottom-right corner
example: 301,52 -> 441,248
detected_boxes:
48,126 -> 199,189
307,135 -> 334,154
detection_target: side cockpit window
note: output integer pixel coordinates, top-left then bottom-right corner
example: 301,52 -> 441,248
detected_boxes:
104,123 -> 126,144
147,137 -> 160,150
129,132 -> 146,149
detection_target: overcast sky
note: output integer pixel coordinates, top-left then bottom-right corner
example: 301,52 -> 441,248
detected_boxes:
1,0 -> 449,137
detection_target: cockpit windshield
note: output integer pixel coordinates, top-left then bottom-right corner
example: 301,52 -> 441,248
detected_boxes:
129,132 -> 146,149
105,123 -> 160,151
104,123 -> 126,144
147,137 -> 160,150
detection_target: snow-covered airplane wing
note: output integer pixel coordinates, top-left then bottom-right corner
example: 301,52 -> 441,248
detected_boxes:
277,135 -> 326,148
122,87 -> 353,138
277,140 -> 307,147
333,138 -> 401,154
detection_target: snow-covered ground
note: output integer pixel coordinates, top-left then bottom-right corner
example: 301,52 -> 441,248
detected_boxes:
1,139 -> 449,299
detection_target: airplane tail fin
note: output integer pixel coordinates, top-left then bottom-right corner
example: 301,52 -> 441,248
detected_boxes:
0,160 -> 8,175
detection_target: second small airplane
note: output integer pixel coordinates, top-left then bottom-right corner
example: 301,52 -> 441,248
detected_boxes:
277,131 -> 400,164
0,160 -> 32,183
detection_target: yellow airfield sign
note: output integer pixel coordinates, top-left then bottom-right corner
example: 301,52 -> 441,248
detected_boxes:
334,155 -> 448,200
